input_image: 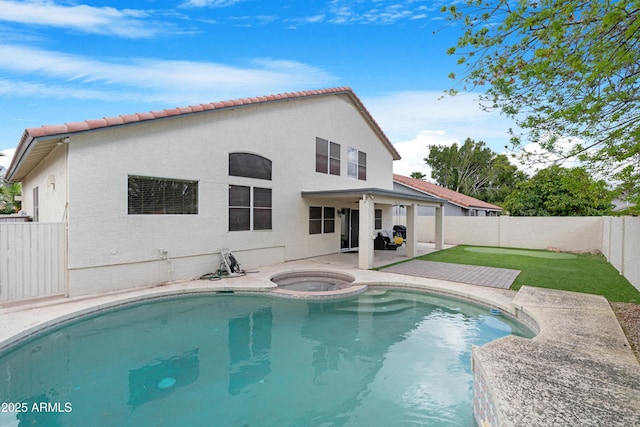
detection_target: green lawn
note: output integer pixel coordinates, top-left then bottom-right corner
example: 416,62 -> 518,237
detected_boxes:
417,245 -> 640,303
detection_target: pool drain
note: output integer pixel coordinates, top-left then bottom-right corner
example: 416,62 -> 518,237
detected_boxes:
158,377 -> 177,389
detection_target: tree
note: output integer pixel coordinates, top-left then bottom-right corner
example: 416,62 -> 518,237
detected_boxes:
0,182 -> 21,214
503,165 -> 613,216
444,0 -> 640,209
410,172 -> 427,180
425,137 -> 524,203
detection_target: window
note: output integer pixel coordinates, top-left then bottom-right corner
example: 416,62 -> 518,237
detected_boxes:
229,153 -> 272,180
309,207 -> 322,234
229,186 -> 272,231
309,206 -> 335,234
33,186 -> 39,222
347,147 -> 366,180
316,137 -> 340,175
128,176 -> 198,215
375,209 -> 382,230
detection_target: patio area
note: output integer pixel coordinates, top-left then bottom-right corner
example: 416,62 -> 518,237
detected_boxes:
309,241 -> 443,268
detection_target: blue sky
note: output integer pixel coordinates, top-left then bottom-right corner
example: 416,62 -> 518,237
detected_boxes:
0,0 -> 521,177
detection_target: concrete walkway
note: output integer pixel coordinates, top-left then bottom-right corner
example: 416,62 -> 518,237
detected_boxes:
380,260 -> 520,289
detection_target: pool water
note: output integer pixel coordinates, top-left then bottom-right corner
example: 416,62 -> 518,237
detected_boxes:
0,290 -> 533,426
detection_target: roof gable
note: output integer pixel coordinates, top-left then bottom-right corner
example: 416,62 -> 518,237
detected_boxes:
6,87 -> 400,182
393,174 -> 502,211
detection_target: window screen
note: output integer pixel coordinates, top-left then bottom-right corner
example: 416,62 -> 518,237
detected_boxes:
253,187 -> 272,230
309,206 -> 335,234
128,176 -> 198,215
229,185 -> 272,231
348,147 -> 366,180
324,207 -> 335,233
229,153 -> 272,180
309,206 -> 322,234
229,185 -> 251,231
316,137 -> 340,176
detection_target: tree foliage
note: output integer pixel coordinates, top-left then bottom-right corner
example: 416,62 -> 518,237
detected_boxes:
410,171 -> 427,180
444,0 -> 640,208
503,165 -> 614,216
0,182 -> 21,214
425,137 -> 525,203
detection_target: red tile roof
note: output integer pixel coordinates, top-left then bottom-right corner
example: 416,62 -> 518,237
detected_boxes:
7,87 -> 400,182
393,174 -> 502,211
24,87 -> 391,145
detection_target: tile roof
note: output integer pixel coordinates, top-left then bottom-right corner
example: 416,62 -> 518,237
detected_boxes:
6,87 -> 400,182
393,174 -> 503,211
25,87 -> 367,138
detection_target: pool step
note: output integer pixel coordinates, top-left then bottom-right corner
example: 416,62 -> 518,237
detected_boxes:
336,293 -> 417,315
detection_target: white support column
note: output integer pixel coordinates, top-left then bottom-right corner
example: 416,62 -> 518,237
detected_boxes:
406,203 -> 418,258
358,195 -> 375,269
435,203 -> 445,249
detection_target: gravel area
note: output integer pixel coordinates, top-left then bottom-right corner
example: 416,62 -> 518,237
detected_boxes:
611,302 -> 640,362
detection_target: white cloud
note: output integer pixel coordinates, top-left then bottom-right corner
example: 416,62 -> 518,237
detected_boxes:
0,44 -> 337,106
516,138 -> 584,176
0,148 -> 16,170
326,0 -> 432,25
0,0 -> 165,38
392,130 -> 459,178
363,91 -> 522,176
182,0 -> 245,7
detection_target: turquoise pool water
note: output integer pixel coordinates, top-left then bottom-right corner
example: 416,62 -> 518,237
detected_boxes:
0,290 -> 533,426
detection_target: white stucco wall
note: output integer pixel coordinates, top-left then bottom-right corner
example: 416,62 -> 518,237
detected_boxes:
415,216 -> 604,253
603,216 -> 640,291
20,144 -> 68,223
61,94 -> 396,295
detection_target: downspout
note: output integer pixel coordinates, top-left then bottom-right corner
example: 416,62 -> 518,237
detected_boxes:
62,138 -> 71,298
63,141 -> 70,298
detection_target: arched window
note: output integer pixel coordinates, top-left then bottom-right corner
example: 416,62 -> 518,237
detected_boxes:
229,152 -> 272,180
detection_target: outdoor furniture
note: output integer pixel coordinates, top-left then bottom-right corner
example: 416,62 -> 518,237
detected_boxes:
374,231 -> 398,250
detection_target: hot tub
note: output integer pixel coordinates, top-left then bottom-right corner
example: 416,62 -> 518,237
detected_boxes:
270,270 -> 366,299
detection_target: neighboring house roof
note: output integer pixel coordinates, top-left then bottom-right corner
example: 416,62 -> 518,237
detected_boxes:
393,174 -> 503,211
6,87 -> 400,182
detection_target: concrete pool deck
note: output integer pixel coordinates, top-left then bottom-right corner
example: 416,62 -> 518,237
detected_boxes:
1,254 -> 639,426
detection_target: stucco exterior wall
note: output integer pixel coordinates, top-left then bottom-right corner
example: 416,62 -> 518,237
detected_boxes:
62,95 -> 396,295
20,144 -> 68,223
415,216 -> 604,253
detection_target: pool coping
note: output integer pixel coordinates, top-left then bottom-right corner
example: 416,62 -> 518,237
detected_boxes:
1,259 -> 639,425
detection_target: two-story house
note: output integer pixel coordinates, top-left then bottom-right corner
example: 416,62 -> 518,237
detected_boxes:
5,87 -> 445,296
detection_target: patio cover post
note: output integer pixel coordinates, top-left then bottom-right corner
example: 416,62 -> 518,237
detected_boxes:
435,203 -> 445,249
358,194 -> 375,269
405,203 -> 418,258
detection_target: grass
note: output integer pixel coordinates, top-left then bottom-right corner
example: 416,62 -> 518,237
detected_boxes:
416,245 -> 640,303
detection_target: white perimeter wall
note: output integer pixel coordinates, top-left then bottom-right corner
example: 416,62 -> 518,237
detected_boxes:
602,217 -> 640,292
406,215 -> 640,291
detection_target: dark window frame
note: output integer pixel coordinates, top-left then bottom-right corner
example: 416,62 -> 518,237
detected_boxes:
229,152 -> 272,180
229,185 -> 272,231
375,209 -> 382,230
128,175 -> 199,215
347,147 -> 367,181
316,137 -> 340,176
309,206 -> 336,234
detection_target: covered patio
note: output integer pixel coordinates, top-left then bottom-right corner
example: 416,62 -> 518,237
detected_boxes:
301,188 -> 446,269
309,242 -> 444,269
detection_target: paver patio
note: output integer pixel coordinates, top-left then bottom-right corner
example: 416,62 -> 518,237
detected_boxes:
380,259 -> 521,289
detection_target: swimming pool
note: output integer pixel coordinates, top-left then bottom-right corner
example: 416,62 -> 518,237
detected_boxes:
0,290 -> 533,426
